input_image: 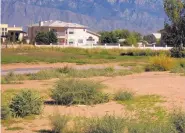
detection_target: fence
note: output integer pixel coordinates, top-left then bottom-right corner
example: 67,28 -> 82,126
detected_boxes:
1,43 -> 173,50
34,43 -> 173,50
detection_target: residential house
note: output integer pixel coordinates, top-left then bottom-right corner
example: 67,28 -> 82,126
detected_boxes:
28,20 -> 100,45
0,24 -> 25,43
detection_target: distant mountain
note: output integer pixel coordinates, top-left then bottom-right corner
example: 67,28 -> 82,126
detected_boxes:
1,0 -> 165,34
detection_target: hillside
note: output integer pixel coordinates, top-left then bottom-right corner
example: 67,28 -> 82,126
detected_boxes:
1,0 -> 165,34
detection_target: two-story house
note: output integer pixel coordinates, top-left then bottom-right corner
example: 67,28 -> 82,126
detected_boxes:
28,20 -> 100,45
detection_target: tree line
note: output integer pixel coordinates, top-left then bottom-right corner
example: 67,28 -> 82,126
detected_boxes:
99,30 -> 142,46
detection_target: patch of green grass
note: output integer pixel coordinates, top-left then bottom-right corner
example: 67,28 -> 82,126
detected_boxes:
119,95 -> 167,122
6,126 -> 24,131
2,47 -> 148,64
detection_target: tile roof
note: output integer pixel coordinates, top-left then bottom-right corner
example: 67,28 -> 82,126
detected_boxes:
29,20 -> 86,28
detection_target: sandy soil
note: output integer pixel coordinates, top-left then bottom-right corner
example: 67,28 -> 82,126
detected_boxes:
2,72 -> 185,133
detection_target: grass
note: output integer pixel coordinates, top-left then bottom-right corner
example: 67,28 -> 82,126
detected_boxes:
145,54 -> 175,71
171,59 -> 185,75
1,66 -> 145,83
2,47 -> 148,64
119,95 -> 167,122
6,127 -> 24,131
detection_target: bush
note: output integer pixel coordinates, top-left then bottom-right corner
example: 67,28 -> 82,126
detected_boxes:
1,105 -> 12,120
51,79 -> 109,105
170,47 -> 185,58
171,110 -> 185,133
10,90 -> 43,117
114,91 -> 133,101
145,54 -> 174,71
50,114 -> 69,133
84,115 -> 125,133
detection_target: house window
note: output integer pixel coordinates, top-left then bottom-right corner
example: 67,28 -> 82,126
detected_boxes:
78,39 -> 83,43
69,39 -> 74,44
5,28 -> 7,32
2,28 -> 4,31
69,31 -> 74,34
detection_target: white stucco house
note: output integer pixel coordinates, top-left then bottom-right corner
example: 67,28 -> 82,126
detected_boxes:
28,20 -> 100,46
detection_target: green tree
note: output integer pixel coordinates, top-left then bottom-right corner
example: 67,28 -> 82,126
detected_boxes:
48,30 -> 58,44
35,31 -> 58,44
126,34 -> 137,46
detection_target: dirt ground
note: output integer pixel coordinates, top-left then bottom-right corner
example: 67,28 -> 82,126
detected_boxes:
2,71 -> 185,133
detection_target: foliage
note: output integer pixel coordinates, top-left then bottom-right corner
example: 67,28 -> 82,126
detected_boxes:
50,114 -> 69,133
28,70 -> 60,80
99,29 -> 141,45
51,79 -> 109,105
1,72 -> 25,84
162,0 -> 185,49
126,34 -> 137,46
145,54 -> 174,71
9,90 -> 43,117
114,91 -> 133,101
120,49 -> 170,56
171,110 -> 185,133
1,105 -> 12,120
99,31 -> 118,43
35,30 -> 58,44
127,122 -> 176,133
84,115 -> 126,133
170,47 -> 185,58
171,60 -> 185,74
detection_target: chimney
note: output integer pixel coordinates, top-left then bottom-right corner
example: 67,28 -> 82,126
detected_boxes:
39,21 -> 43,26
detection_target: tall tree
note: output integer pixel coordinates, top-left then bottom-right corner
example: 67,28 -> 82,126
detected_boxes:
162,0 -> 185,48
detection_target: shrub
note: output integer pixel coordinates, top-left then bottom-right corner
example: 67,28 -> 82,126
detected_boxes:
170,47 -> 185,58
84,115 -> 125,133
171,110 -> 185,133
114,91 -> 133,101
50,114 -> 69,133
1,105 -> 12,120
51,79 -> 109,105
9,90 -> 43,117
145,54 -> 174,71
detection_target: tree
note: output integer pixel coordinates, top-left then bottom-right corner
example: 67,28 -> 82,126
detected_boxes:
35,31 -> 58,44
126,34 -> 137,46
35,32 -> 49,44
48,30 -> 58,44
162,0 -> 185,48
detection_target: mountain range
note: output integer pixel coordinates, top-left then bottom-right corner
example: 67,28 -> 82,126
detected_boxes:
1,0 -> 165,34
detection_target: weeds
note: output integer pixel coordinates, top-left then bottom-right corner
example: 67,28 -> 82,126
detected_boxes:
145,54 -> 175,71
